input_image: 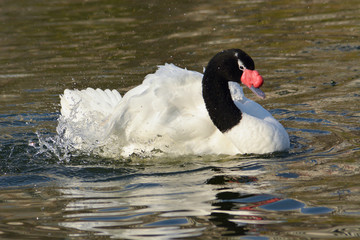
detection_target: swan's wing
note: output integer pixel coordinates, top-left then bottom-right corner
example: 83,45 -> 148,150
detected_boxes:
58,88 -> 122,149
60,88 -> 121,121
113,64 -> 206,144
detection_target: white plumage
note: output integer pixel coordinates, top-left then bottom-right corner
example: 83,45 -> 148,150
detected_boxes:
57,63 -> 289,158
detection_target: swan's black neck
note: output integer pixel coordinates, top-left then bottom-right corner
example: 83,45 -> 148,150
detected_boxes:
201,49 -> 256,133
202,68 -> 242,133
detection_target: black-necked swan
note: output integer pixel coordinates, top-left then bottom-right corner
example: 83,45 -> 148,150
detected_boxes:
57,49 -> 290,157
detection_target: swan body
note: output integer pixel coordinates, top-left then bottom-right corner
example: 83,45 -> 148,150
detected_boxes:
58,49 -> 290,158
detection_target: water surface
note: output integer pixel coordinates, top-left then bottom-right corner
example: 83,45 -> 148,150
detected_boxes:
0,0 -> 359,239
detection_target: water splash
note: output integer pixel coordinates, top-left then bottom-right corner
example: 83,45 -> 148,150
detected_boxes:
31,131 -> 76,163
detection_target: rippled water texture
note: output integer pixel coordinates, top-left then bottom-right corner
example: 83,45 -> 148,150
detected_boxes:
1,0 -> 359,239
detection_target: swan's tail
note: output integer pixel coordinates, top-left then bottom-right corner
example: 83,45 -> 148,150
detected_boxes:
57,88 -> 122,151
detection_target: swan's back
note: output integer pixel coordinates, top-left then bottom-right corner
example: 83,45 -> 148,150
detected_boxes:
110,64 -> 236,156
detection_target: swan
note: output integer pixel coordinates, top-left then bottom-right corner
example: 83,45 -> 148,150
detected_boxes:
57,49 -> 290,158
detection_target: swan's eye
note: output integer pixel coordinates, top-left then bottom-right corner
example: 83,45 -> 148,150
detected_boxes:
237,59 -> 245,71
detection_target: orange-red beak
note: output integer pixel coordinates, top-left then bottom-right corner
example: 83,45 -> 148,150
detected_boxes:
240,69 -> 266,99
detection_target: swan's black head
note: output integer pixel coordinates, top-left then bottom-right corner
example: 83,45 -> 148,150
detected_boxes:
205,49 -> 254,82
204,49 -> 265,99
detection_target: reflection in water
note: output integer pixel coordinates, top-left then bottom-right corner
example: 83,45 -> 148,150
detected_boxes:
55,160 -> 335,239
59,166 -> 214,239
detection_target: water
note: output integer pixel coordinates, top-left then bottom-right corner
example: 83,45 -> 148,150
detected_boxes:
0,0 -> 359,239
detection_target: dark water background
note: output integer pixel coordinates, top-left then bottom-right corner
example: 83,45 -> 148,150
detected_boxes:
0,0 -> 359,239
